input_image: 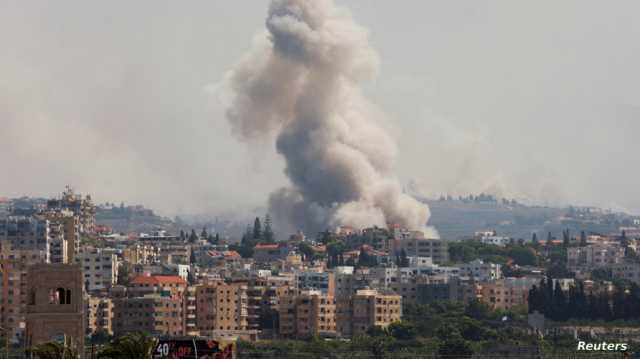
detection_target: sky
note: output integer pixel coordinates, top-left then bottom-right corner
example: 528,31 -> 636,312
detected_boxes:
1,0 -> 639,217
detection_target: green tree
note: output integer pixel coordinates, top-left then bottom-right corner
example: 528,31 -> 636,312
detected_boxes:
200,226 -> 208,240
253,217 -> 262,241
438,335 -> 473,359
531,233 -> 539,248
580,231 -> 587,247
388,321 -> 416,341
189,229 -> 198,243
117,262 -> 131,286
508,246 -> 537,266
29,336 -> 80,359
97,332 -> 158,359
263,214 -> 275,243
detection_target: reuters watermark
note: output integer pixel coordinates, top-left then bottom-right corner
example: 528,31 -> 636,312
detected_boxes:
577,341 -> 628,352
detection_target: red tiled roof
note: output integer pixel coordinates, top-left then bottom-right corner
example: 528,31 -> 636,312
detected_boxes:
223,250 -> 241,258
130,275 -> 186,285
255,243 -> 279,250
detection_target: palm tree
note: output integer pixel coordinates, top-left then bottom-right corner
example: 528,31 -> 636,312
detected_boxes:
97,332 -> 158,359
30,336 -> 80,359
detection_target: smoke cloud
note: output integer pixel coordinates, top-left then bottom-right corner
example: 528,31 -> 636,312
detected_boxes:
224,0 -> 437,237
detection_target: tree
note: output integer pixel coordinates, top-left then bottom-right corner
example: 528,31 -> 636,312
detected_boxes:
189,229 -> 198,243
508,246 -> 537,266
253,217 -> 262,241
200,226 -> 208,240
388,321 -> 417,340
531,233 -> 539,248
29,336 -> 80,359
97,332 -> 158,359
179,229 -> 186,242
438,335 -> 474,359
117,262 -> 131,286
263,214 -> 275,243
580,231 -> 587,247
298,242 -> 315,262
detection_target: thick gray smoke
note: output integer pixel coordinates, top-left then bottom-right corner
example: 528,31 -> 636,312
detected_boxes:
224,0 -> 437,237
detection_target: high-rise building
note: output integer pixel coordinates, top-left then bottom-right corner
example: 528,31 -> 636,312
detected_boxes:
86,296 -> 113,336
195,281 -> 249,338
351,288 -> 401,336
76,247 -> 118,293
279,290 -> 336,338
112,294 -> 184,337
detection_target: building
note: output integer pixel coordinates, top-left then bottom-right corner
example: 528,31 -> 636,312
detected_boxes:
611,263 -> 640,284
479,277 -> 540,311
112,294 -> 185,337
45,187 -> 95,235
76,247 -> 118,293
459,259 -> 502,281
279,290 -> 336,338
351,288 -> 402,336
253,243 -> 289,263
123,244 -> 159,265
43,210 -> 80,263
296,271 -> 335,295
393,238 -> 449,264
0,240 -> 48,342
0,216 -> 52,262
246,275 -> 296,335
86,296 -> 113,336
567,245 -> 625,269
25,264 -> 85,357
185,286 -> 198,336
127,275 -> 187,297
195,281 -> 250,338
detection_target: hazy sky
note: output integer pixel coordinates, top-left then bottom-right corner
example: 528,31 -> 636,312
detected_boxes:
1,0 -> 639,217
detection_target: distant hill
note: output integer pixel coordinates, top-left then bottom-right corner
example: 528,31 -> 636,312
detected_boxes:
425,198 -> 638,240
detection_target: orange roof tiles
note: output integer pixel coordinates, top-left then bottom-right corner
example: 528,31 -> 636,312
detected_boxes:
130,275 -> 186,285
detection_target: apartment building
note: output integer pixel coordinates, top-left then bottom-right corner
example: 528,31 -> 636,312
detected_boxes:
76,247 -> 118,293
112,294 -> 185,337
351,289 -> 402,336
0,216 -> 52,262
459,259 -> 502,281
0,240 -> 48,342
296,271 -> 335,295
611,263 -> 640,284
279,290 -> 336,338
123,244 -> 159,265
185,286 -> 198,336
86,296 -> 113,335
568,245 -> 625,269
246,275 -> 296,334
195,281 -> 249,338
45,187 -> 95,235
393,238 -> 449,264
43,210 -> 80,263
479,277 -> 540,311
127,275 -> 187,297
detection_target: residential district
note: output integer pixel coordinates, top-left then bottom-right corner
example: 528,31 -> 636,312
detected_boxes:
2,188 -> 640,358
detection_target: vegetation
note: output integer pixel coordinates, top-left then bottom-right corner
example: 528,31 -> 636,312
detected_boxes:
97,332 -> 158,359
29,336 -> 80,359
529,275 -> 640,322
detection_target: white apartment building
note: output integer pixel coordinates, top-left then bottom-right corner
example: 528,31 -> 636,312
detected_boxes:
459,259 -> 502,281
76,247 -> 119,292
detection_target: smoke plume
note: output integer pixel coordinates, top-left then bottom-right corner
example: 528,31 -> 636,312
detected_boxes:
224,0 -> 437,237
